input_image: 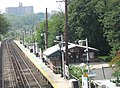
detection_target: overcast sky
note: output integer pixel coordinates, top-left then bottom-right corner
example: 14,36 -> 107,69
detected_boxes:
0,0 -> 64,13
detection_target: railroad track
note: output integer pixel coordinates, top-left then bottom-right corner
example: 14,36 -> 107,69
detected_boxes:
2,39 -> 19,88
2,39 -> 50,88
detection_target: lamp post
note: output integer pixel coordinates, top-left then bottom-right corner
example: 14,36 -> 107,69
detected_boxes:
78,38 -> 91,88
31,30 -> 36,54
59,41 -> 63,77
41,33 -> 47,49
22,31 -> 25,46
29,30 -> 33,53
56,0 -> 69,79
55,35 -> 65,78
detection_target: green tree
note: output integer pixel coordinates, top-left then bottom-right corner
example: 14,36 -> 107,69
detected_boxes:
36,12 -> 64,50
0,14 -> 10,35
68,0 -> 110,55
48,12 -> 64,47
4,12 -> 46,32
110,50 -> 120,80
36,21 -> 45,50
69,66 -> 83,83
101,0 -> 120,57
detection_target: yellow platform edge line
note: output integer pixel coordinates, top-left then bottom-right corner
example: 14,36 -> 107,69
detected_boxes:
14,41 -> 58,88
26,53 -> 58,88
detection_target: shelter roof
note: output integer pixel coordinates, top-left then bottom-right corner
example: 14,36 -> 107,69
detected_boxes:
43,43 -> 99,56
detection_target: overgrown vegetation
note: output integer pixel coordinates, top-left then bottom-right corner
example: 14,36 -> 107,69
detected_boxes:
69,65 -> 83,84
110,50 -> 120,83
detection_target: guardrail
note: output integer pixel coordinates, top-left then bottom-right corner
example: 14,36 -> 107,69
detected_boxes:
43,58 -> 61,74
53,66 -> 61,74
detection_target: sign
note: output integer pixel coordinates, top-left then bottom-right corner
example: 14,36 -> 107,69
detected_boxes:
83,73 -> 96,78
65,65 -> 69,78
82,75 -> 88,88
83,73 -> 88,77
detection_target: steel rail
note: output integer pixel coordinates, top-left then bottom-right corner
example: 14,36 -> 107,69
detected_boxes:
11,41 -> 42,88
8,41 -> 31,88
5,40 -> 18,88
2,40 -> 16,88
7,40 -> 27,88
3,39 -> 48,88
2,39 -> 20,88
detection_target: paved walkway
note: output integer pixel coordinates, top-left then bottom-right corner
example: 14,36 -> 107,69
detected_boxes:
71,61 -> 110,69
71,62 -> 113,80
90,62 -> 110,69
14,40 -> 70,88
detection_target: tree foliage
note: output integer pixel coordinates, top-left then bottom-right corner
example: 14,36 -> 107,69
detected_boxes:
68,0 -> 110,55
4,12 -> 46,31
110,50 -> 120,78
48,12 -> 64,47
36,12 -> 64,50
101,0 -> 120,57
36,21 -> 45,50
69,65 -> 83,82
0,14 -> 10,34
36,0 -> 120,57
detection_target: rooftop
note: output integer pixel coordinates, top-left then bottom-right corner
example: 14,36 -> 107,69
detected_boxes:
43,43 -> 99,57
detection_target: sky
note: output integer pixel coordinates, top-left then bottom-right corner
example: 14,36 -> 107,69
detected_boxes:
0,0 -> 64,13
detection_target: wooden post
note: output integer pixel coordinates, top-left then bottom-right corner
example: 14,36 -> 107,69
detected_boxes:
45,8 -> 48,49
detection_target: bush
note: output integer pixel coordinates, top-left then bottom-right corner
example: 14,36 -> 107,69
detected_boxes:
105,56 -> 112,62
69,65 -> 83,83
99,56 -> 112,62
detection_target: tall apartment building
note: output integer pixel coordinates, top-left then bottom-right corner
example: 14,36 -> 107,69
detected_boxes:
5,3 -> 33,15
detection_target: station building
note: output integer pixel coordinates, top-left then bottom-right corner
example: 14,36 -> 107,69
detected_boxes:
43,43 -> 99,73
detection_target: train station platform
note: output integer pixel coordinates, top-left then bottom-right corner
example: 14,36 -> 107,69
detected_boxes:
14,40 -> 70,88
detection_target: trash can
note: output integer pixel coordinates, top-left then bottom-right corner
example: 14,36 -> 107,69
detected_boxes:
35,53 -> 39,57
24,45 -> 27,48
30,49 -> 33,53
42,58 -> 45,62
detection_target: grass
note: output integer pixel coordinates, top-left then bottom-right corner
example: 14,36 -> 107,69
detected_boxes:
99,56 -> 111,62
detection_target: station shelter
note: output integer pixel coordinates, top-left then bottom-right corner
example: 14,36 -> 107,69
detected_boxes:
43,43 -> 99,74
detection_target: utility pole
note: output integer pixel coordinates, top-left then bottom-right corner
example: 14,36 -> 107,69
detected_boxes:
45,8 -> 48,49
65,0 -> 68,66
64,0 -> 69,79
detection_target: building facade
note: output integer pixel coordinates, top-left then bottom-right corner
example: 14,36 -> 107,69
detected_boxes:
5,3 -> 33,15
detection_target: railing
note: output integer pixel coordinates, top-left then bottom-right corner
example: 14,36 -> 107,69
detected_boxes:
53,65 -> 61,74
69,73 -> 80,81
43,58 -> 61,74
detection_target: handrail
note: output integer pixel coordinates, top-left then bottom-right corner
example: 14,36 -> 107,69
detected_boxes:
44,59 -> 61,74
